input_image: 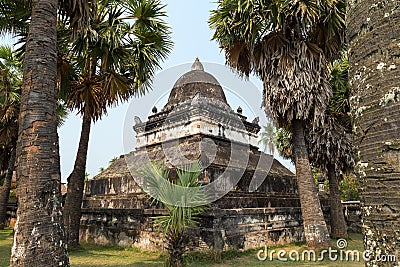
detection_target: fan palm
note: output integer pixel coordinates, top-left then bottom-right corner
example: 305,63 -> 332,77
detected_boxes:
140,161 -> 208,267
273,52 -> 353,239
62,0 -> 172,247
306,115 -> 352,238
210,0 -> 345,248
6,0 -> 90,265
305,51 -> 353,239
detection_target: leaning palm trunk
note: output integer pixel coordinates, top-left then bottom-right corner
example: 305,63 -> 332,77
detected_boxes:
0,148 -> 16,229
63,111 -> 91,247
10,0 -> 69,265
327,164 -> 347,239
292,120 -> 331,248
348,1 -> 400,265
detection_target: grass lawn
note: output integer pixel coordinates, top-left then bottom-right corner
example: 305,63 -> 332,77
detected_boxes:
1,229 -> 365,267
0,229 -> 13,267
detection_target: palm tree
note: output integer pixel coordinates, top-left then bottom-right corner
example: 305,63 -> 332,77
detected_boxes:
140,162 -> 208,267
258,122 -> 275,155
348,1 -> 400,266
62,0 -> 172,247
273,52 -> 353,238
306,115 -> 352,239
0,148 -> 16,229
8,0 -> 90,265
210,0 -> 345,248
0,45 -> 68,230
0,46 -> 21,229
306,52 -> 353,239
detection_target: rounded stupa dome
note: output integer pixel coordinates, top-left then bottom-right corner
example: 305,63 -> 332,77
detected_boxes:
166,58 -> 228,107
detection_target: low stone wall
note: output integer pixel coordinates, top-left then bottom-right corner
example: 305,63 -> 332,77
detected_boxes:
343,201 -> 362,233
80,201 -> 361,251
4,199 -> 360,251
80,206 -> 305,251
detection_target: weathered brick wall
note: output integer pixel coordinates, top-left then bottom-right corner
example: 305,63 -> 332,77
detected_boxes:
79,206 -> 305,251
79,201 -> 361,251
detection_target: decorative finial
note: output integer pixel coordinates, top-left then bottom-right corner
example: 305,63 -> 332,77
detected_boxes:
134,116 -> 142,125
237,106 -> 243,114
152,106 -> 158,113
191,57 -> 204,71
252,116 -> 260,124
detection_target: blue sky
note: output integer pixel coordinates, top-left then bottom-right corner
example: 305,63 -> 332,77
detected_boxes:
0,0 -> 294,181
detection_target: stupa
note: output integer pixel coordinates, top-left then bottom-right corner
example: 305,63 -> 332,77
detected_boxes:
80,59 -> 305,250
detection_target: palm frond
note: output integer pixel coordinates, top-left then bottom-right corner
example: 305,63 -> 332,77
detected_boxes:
306,114 -> 354,175
328,49 -> 350,127
56,100 -> 69,127
210,0 -> 345,128
61,0 -> 172,121
58,0 -> 90,35
67,74 -> 107,121
274,127 -> 293,161
0,0 -> 30,37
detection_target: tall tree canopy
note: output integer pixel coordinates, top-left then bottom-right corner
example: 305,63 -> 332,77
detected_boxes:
62,0 -> 173,247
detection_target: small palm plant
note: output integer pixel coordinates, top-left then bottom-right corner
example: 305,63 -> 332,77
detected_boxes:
140,161 -> 208,267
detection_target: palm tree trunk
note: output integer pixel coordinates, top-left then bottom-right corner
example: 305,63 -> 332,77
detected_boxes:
327,164 -> 348,239
0,148 -> 16,229
348,1 -> 400,265
63,111 -> 91,247
166,230 -> 187,267
10,0 -> 69,265
292,119 -> 330,248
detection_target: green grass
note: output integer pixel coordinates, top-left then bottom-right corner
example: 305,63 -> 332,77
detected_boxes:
184,234 -> 365,267
69,244 -> 163,267
0,228 -> 13,267
0,230 -> 365,267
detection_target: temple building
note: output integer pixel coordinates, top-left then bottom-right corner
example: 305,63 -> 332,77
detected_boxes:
80,59 -> 307,250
